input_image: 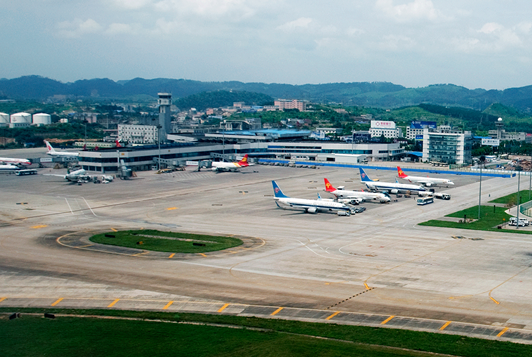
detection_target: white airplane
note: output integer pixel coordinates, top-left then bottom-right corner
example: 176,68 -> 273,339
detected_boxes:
212,154 -> 249,172
272,180 -> 354,216
359,168 -> 426,194
44,140 -> 79,157
44,168 -> 113,183
0,163 -> 21,170
324,178 -> 391,204
397,166 -> 454,187
0,157 -> 31,165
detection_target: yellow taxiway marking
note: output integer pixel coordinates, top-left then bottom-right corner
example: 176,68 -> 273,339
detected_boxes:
132,251 -> 150,257
218,303 -> 230,313
199,253 -> 207,257
162,301 -> 174,310
490,296 -> 500,305
0,297 -> 6,303
111,228 -> 118,232
439,321 -> 452,331
364,283 -> 370,290
31,225 -> 48,229
108,299 -> 120,308
326,311 -> 340,320
381,315 -> 395,325
271,307 -> 283,316
497,327 -> 509,338
166,207 -> 178,211
51,298 -> 63,307
77,244 -> 94,248
168,253 -> 175,258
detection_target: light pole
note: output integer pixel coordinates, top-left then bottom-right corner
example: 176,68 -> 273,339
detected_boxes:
157,124 -> 162,170
517,169 -> 521,229
478,166 -> 482,221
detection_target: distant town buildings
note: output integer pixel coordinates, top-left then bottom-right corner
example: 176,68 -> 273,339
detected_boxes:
274,99 -> 307,111
489,117 -> 526,142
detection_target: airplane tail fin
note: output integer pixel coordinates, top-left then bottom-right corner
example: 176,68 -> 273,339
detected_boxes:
237,154 -> 249,167
324,178 -> 336,192
359,168 -> 374,182
44,140 -> 56,153
272,181 -> 289,198
115,140 -> 122,148
397,166 -> 408,178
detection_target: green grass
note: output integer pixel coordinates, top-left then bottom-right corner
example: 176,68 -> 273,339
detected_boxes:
418,205 -> 532,234
1,308 -> 530,357
489,190 -> 532,205
89,229 -> 243,253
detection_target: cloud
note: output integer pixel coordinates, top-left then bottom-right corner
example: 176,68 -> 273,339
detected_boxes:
56,18 -> 103,38
277,17 -> 313,32
376,0 -> 444,22
451,22 -> 527,53
377,35 -> 417,51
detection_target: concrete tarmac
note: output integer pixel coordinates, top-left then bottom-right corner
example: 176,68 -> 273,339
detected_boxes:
1,161 -> 532,343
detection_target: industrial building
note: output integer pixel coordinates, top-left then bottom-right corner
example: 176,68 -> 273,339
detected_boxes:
9,112 -> 32,128
406,121 -> 437,140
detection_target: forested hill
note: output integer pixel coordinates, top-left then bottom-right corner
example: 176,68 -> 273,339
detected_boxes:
2,75 -> 532,113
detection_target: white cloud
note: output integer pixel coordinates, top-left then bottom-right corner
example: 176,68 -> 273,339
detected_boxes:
376,0 -> 444,22
377,34 -> 417,51
277,17 -> 313,32
56,18 -> 103,38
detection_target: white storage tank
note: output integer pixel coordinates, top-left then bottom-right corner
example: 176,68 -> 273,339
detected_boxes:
10,112 -> 32,128
0,112 -> 9,126
33,113 -> 52,126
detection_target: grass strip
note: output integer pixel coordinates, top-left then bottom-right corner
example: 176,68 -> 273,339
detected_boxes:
489,190 -> 532,205
89,229 -> 243,253
1,308 -> 530,357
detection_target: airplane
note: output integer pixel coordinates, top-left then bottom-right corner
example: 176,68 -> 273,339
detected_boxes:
44,140 -> 79,157
272,180 -> 354,216
0,157 -> 31,165
324,178 -> 391,204
44,167 -> 114,183
397,166 -> 454,187
359,168 -> 426,194
0,163 -> 21,170
212,154 -> 249,172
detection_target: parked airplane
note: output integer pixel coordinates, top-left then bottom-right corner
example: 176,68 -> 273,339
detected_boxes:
212,154 -> 249,172
44,140 -> 79,157
324,178 -> 391,204
45,167 -> 113,183
0,163 -> 21,170
397,166 -> 454,187
0,157 -> 31,165
272,180 -> 354,215
359,168 -> 426,194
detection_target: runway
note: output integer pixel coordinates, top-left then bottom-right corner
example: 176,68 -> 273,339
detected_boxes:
1,162 -> 532,342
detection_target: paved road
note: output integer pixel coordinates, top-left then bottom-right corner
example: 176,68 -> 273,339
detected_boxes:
1,162 -> 532,343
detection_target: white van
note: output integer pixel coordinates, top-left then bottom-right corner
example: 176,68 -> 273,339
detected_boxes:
509,217 -> 529,226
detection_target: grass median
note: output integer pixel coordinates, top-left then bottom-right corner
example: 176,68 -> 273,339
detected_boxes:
90,229 -> 243,253
1,308 -> 530,357
418,205 -> 532,234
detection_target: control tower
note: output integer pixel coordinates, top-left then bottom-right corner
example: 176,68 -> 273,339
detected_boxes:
158,92 -> 172,142
495,117 -> 504,140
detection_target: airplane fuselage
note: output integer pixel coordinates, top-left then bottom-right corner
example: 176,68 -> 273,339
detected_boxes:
274,197 -> 353,214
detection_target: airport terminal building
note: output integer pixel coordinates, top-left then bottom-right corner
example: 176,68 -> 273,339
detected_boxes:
78,140 -> 404,173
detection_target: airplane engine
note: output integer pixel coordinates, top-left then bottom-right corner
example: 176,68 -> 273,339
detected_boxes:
425,183 -> 432,187
306,207 -> 317,214
390,189 -> 398,194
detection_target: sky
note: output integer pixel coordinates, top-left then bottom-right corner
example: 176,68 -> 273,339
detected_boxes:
1,0 -> 532,90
